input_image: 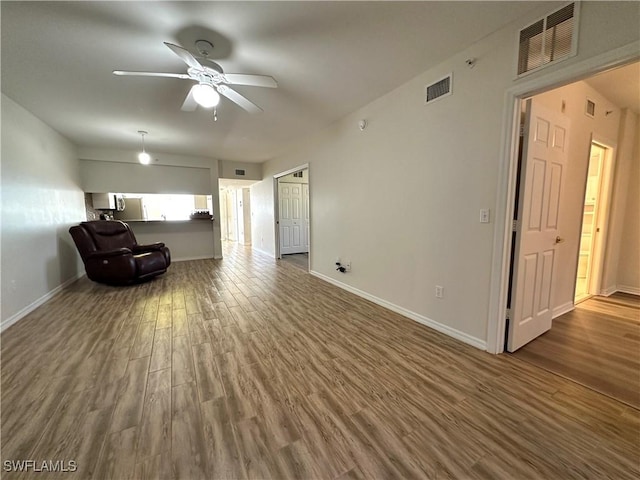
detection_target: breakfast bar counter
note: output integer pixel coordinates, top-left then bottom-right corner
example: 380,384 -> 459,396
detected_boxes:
127,219 -> 216,261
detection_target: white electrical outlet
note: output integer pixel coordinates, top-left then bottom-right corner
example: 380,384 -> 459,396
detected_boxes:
480,209 -> 491,223
435,285 -> 444,298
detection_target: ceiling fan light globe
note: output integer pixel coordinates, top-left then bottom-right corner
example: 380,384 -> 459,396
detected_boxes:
138,151 -> 151,165
193,83 -> 220,108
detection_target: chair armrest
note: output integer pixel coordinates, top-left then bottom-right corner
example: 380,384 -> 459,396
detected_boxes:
133,243 -> 165,253
86,247 -> 132,259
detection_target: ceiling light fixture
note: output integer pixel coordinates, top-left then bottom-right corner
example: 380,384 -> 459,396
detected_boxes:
137,130 -> 151,165
192,83 -> 220,108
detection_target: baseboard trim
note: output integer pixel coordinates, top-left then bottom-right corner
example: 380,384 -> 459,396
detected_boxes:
552,301 -> 575,319
601,285 -> 618,297
310,271 -> 487,351
617,285 -> 640,296
173,255 -> 215,262
1,271 -> 85,333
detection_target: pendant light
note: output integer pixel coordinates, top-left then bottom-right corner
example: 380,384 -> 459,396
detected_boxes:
138,130 -> 151,165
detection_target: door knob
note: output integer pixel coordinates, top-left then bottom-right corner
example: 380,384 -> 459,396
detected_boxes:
555,236 -> 564,244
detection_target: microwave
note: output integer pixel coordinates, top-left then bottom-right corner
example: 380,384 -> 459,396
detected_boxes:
92,193 -> 125,211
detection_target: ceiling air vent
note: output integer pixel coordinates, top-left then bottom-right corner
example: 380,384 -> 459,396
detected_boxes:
425,74 -> 452,104
235,169 -> 246,176
517,2 -> 578,76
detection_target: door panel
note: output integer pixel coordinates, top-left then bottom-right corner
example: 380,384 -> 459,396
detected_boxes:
508,99 -> 570,352
547,163 -> 562,228
282,226 -> 291,247
528,159 -> 546,230
521,253 -> 538,321
539,249 -> 555,312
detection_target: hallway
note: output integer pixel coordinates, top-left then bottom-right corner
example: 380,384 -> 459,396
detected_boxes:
514,293 -> 640,409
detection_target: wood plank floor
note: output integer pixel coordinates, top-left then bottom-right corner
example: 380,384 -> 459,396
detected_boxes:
280,252 -> 309,271
1,244 -> 638,479
513,293 -> 640,409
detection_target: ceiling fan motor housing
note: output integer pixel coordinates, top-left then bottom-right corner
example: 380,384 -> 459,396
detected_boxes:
195,40 -> 214,57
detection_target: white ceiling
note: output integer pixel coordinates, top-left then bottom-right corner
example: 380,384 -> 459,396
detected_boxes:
2,1 -> 554,163
585,62 -> 640,114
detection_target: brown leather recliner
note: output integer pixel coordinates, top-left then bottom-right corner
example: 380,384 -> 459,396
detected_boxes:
69,220 -> 171,285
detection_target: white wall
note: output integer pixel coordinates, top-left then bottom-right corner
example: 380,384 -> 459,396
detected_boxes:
1,94 -> 86,329
251,2 -> 640,347
79,147 -> 223,259
80,161 -> 211,194
219,160 -> 262,181
533,81 -> 622,311
241,188 -> 252,246
616,115 -> 640,293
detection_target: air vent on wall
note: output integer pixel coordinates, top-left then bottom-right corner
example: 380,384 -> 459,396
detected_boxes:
585,99 -> 595,118
235,169 -> 246,176
293,171 -> 303,178
517,2 -> 578,76
425,74 -> 452,104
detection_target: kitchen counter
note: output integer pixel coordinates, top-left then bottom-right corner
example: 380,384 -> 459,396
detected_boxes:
125,218 -> 214,223
127,219 -> 216,261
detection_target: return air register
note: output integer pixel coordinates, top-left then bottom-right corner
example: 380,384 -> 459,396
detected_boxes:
425,74 -> 452,104
235,169 -> 246,176
517,2 -> 578,76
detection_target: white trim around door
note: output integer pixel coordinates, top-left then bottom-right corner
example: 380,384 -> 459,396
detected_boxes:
486,41 -> 640,354
273,163 -> 310,260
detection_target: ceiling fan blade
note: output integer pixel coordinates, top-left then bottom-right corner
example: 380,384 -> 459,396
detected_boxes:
223,73 -> 278,88
113,70 -> 190,79
164,42 -> 203,70
217,85 -> 263,114
181,86 -> 198,112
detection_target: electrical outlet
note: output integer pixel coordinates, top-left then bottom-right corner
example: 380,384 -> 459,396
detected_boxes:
345,261 -> 351,272
480,209 -> 490,223
435,285 -> 444,298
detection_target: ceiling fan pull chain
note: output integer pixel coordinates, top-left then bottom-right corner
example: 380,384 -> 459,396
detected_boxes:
213,108 -> 218,122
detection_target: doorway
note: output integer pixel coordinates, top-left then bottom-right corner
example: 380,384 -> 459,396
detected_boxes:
218,179 -> 258,246
574,142 -> 613,303
499,61 -> 640,406
505,62 -> 637,352
274,165 -> 310,270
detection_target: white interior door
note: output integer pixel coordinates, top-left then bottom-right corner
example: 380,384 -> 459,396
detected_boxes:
575,144 -> 606,302
507,99 -> 570,352
279,183 -> 306,254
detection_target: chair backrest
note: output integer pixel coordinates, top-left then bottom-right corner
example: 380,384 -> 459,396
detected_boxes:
69,221 -> 137,261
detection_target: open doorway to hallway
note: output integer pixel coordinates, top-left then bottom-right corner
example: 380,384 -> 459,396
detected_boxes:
506,61 -> 639,407
218,178 -> 258,247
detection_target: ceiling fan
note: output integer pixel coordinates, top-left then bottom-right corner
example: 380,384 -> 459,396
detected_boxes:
113,41 -> 277,114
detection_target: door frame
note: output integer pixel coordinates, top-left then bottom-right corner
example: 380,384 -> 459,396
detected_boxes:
273,163 -> 310,260
487,42 -> 639,354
